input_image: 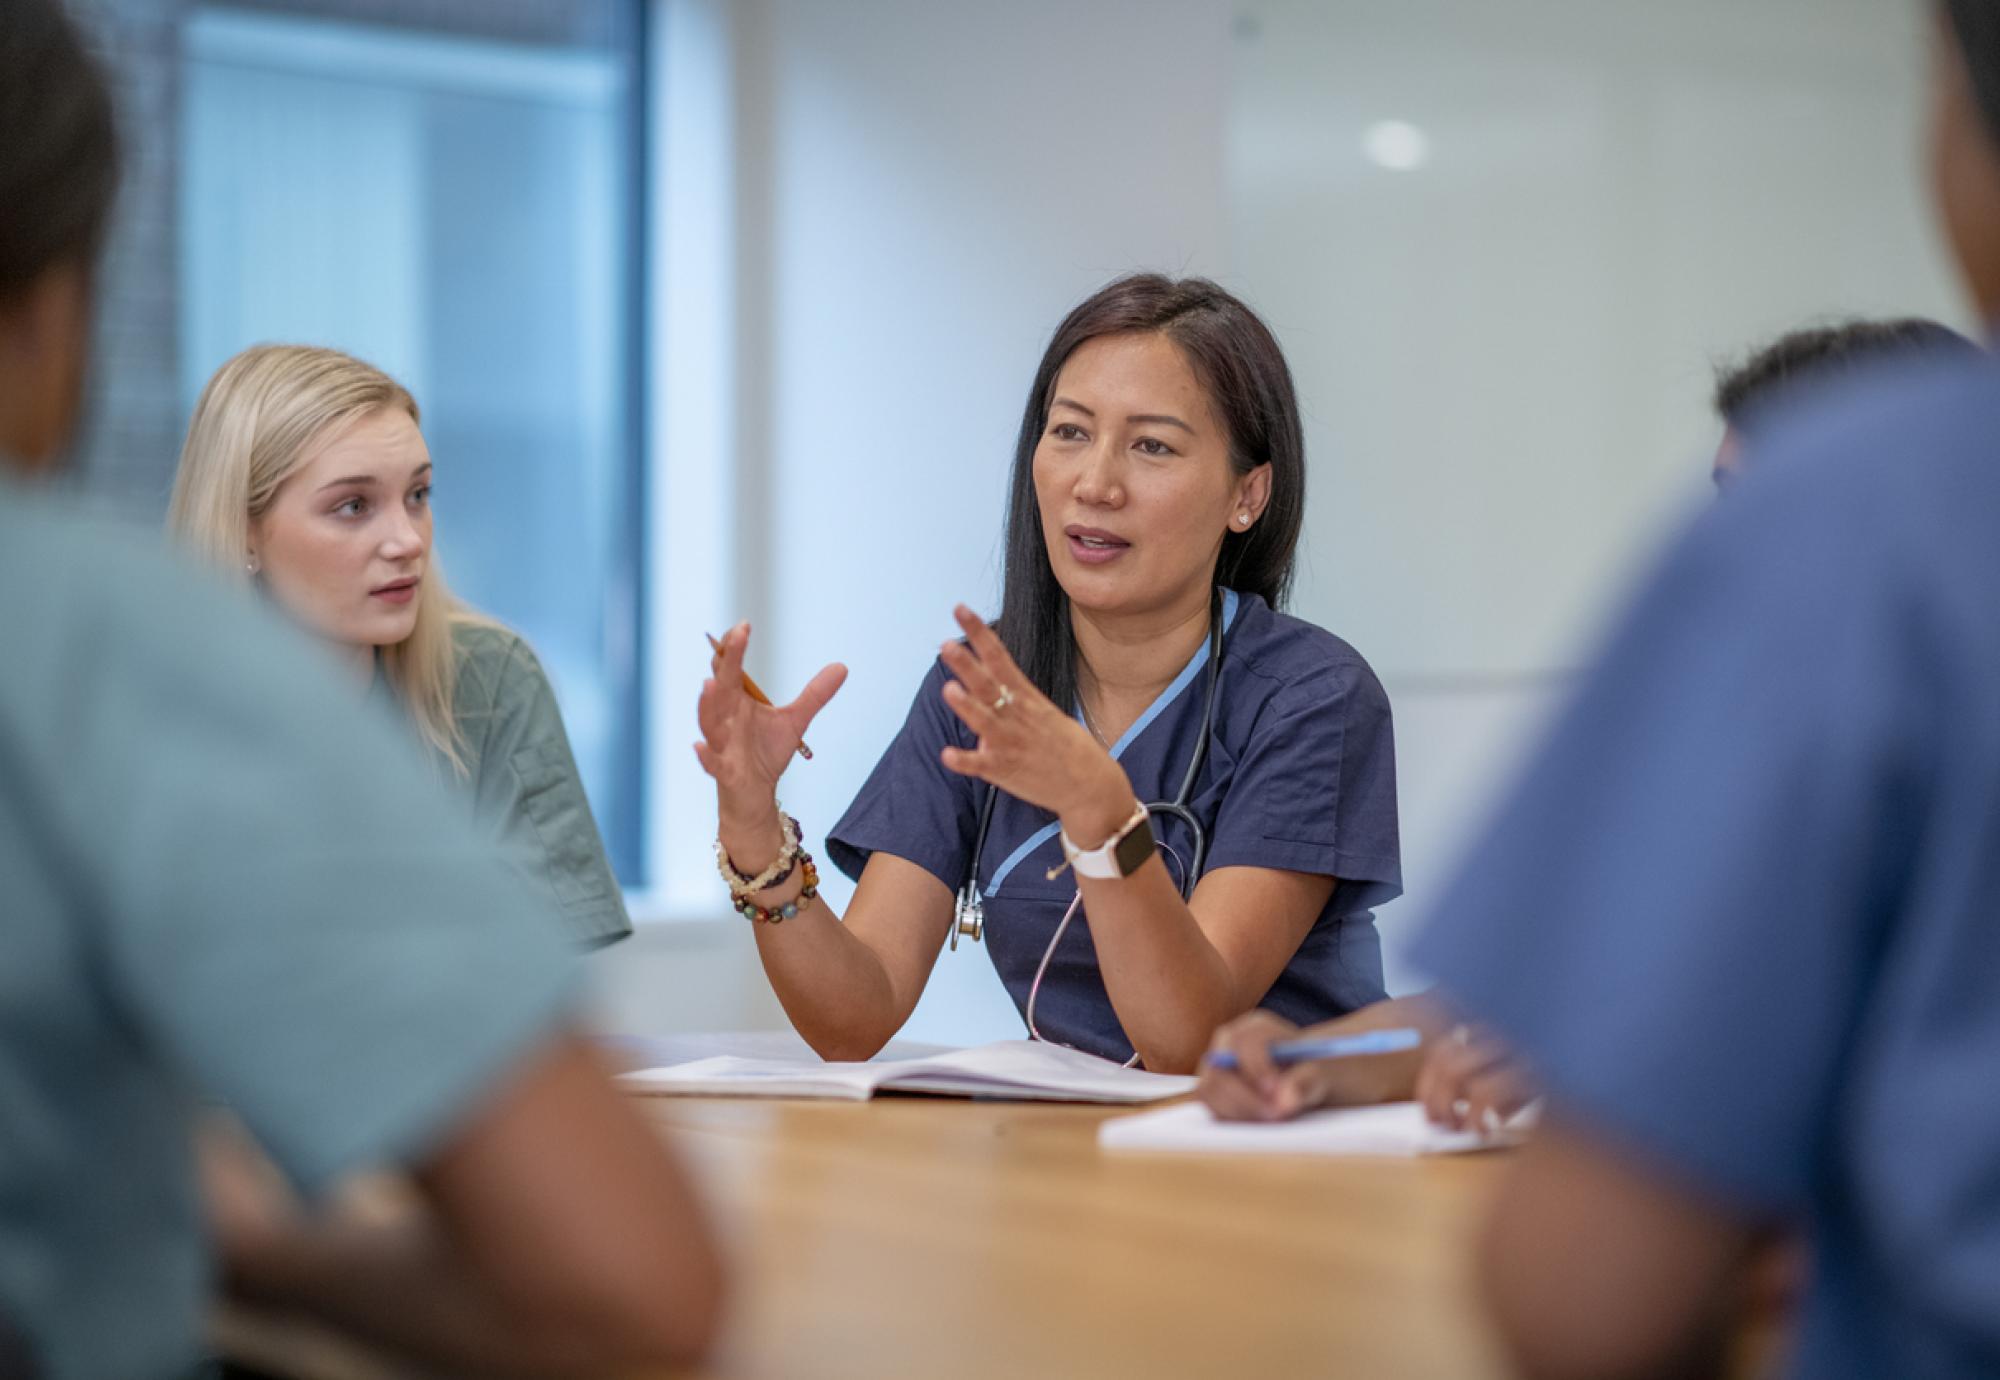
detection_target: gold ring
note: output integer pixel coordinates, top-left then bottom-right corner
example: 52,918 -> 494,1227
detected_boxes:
992,686 -> 1014,712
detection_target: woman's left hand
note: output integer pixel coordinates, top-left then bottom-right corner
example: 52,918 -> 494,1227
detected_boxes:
1415,1022 -> 1538,1133
937,605 -> 1130,836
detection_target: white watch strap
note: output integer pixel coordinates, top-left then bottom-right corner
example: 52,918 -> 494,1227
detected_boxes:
1058,801 -> 1148,880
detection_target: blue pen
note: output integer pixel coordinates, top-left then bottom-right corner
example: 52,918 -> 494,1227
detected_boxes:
1203,1026 -> 1422,1072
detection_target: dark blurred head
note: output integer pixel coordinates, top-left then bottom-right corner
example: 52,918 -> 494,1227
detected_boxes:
1709,317 -> 1981,485
0,0 -> 120,472
1933,2 -> 2000,328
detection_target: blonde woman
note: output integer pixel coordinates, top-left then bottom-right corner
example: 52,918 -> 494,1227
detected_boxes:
169,343 -> 630,948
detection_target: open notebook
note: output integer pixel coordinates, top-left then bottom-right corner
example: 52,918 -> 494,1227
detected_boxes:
619,1038 -> 1197,1104
1099,1099 -> 1538,1157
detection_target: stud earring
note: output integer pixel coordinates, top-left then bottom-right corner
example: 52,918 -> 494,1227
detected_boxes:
1235,512 -> 1251,527
245,556 -> 260,574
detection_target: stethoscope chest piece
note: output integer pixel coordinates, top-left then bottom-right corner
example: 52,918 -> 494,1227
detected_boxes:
951,882 -> 985,948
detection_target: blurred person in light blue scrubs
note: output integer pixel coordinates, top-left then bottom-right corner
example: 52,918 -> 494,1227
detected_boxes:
0,4 -> 721,1377
1399,4 -> 2000,1377
699,275 -> 1402,1072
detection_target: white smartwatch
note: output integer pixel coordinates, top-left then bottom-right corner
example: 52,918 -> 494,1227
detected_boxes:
1056,800 -> 1155,881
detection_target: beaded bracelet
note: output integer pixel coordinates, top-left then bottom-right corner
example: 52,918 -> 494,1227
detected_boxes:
734,852 -> 820,924
715,811 -> 802,894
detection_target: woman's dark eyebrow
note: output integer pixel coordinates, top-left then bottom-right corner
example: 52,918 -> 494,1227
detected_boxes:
1052,398 -> 1193,434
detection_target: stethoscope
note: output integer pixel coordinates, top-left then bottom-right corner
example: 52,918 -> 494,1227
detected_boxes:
950,589 -> 1228,1063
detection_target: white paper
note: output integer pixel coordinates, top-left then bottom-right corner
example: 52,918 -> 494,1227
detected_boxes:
1098,1099 -> 1537,1157
594,1030 -> 951,1069
619,1054 -> 888,1100
619,1038 -> 1197,1104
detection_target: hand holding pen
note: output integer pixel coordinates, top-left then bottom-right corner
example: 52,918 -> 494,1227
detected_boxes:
1197,1009 -> 1428,1123
695,624 -> 847,857
707,631 -> 820,761
1202,1027 -> 1421,1071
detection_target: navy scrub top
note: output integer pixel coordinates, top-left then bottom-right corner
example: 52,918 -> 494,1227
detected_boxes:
1414,356 -> 2000,1379
829,589 -> 1401,1063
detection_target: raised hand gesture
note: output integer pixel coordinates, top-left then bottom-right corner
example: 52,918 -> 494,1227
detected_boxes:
937,605 -> 1131,843
696,623 -> 846,843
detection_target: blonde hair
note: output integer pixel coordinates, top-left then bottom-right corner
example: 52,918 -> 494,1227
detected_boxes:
168,343 -> 486,775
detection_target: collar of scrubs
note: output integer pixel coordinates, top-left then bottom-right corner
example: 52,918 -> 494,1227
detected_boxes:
984,587 -> 1240,894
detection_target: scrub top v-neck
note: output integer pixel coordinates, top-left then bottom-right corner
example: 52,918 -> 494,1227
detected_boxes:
828,591 -> 1401,1063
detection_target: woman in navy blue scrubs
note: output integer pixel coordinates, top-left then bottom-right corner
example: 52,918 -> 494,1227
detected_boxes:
698,275 -> 1401,1072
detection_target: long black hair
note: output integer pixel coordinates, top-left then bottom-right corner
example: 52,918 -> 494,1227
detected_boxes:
994,274 -> 1307,714
0,0 -> 120,300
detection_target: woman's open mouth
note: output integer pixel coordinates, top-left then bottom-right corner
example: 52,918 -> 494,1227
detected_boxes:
370,577 -> 420,605
1065,525 -> 1130,566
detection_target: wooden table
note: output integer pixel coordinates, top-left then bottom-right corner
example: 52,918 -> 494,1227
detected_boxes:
648,1095 -> 1513,1380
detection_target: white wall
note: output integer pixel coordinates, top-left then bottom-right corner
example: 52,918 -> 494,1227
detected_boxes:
607,0 -> 1232,1041
595,0 -> 1966,1038
757,0 -> 1233,1043
1226,0 -> 1963,988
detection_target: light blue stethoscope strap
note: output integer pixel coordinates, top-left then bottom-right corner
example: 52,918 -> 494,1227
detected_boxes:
983,589 -> 1239,896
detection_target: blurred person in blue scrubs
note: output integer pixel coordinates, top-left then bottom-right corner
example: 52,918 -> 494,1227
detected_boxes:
168,345 -> 631,950
0,3 -> 722,1377
1400,4 -> 2000,1377
698,275 -> 1402,1073
1199,317 -> 1983,1132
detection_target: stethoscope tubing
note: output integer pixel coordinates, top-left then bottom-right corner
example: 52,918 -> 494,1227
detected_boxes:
952,590 -> 1230,1064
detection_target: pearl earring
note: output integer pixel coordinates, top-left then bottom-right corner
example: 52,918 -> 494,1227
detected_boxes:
245,556 -> 259,574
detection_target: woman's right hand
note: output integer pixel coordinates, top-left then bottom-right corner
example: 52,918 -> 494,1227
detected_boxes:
1196,1010 -> 1307,1121
1198,1004 -> 1431,1121
1196,1011 -> 1405,1121
695,622 -> 846,857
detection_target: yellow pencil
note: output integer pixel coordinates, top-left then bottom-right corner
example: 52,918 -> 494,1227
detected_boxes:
707,633 -> 813,760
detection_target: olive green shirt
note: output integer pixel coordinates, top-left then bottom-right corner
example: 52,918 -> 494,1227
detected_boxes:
441,623 -> 633,949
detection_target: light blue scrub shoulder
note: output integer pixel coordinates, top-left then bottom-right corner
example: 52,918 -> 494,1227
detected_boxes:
0,486 -> 576,1380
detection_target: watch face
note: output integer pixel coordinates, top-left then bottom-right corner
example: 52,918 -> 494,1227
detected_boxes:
1113,814 -> 1156,877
